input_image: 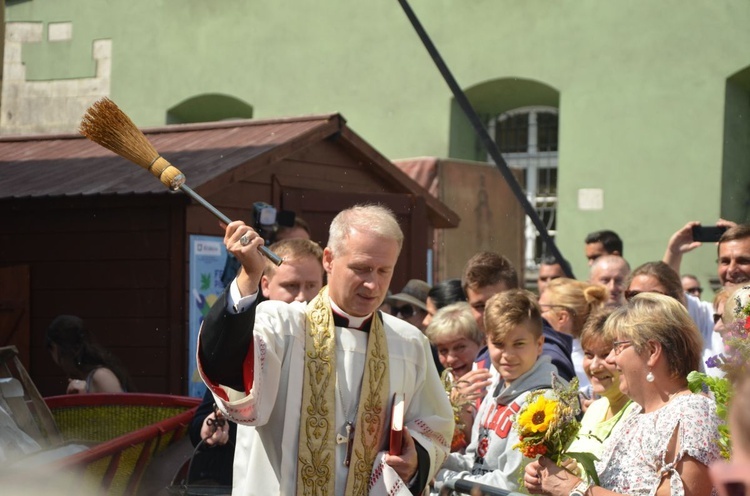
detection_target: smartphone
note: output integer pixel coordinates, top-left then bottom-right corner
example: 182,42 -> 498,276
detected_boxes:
692,225 -> 728,243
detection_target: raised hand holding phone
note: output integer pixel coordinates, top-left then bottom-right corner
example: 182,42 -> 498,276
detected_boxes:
692,225 -> 728,243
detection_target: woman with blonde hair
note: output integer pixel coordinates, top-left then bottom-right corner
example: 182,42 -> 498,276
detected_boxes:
525,293 -> 722,496
626,261 -> 724,374
426,302 -> 488,453
425,302 -> 484,381
538,278 -> 608,387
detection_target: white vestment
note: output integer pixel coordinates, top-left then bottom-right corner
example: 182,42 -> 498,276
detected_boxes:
199,297 -> 453,496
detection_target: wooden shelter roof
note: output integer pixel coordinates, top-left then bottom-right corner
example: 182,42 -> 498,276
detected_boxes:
0,113 -> 458,228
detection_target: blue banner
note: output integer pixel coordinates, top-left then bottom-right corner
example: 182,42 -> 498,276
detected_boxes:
188,235 -> 228,397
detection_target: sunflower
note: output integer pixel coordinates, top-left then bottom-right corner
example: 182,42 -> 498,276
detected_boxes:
518,394 -> 557,434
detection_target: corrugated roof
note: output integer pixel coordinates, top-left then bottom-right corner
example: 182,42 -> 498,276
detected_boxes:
0,114 -> 340,199
0,112 -> 459,228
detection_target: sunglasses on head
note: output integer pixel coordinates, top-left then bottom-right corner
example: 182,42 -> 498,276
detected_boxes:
624,289 -> 667,301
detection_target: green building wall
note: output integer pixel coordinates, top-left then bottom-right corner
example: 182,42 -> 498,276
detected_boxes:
5,0 -> 750,291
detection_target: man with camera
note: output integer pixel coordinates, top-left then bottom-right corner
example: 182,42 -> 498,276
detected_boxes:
662,220 -> 749,288
662,220 -> 746,364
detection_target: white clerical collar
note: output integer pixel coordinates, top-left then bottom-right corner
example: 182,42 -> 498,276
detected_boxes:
329,298 -> 372,329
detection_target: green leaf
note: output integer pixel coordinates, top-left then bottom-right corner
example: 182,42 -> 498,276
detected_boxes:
566,451 -> 600,486
200,273 -> 211,290
687,370 -> 706,393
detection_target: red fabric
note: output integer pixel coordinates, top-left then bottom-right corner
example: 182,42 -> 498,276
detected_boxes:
199,364 -> 229,402
242,343 -> 255,396
480,401 -> 521,440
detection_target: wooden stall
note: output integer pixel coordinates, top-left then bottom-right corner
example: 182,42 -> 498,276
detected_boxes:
393,157 -> 525,283
0,114 -> 458,396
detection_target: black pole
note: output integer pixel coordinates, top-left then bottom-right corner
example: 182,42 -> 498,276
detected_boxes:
396,0 -> 574,279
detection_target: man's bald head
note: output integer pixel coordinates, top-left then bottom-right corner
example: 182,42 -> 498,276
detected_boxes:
589,255 -> 631,305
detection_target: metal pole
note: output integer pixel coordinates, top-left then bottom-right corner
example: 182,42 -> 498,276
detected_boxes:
179,184 -> 283,266
396,0 -> 574,278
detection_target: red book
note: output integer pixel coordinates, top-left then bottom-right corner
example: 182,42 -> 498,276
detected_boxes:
389,392 -> 405,456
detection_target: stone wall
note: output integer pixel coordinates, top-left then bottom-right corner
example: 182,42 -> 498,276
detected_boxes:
1,22 -> 110,135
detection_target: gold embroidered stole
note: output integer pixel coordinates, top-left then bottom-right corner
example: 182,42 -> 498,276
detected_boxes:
297,287 -> 390,496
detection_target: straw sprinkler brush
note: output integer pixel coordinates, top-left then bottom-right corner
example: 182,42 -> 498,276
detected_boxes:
79,97 -> 282,266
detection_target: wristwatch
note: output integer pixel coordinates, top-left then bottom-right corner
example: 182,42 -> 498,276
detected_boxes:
569,480 -> 591,496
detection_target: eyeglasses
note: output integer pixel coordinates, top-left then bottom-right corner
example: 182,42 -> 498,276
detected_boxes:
612,340 -> 633,355
714,313 -> 723,325
685,286 -> 703,297
624,289 -> 667,301
393,305 -> 415,319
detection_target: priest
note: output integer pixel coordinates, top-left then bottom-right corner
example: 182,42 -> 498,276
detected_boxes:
198,204 -> 454,495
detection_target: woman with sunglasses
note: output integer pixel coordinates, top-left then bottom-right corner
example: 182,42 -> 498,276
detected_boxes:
524,293 -> 722,496
625,261 -> 724,375
538,278 -> 608,389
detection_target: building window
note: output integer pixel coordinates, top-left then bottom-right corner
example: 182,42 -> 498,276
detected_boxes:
488,106 -> 558,270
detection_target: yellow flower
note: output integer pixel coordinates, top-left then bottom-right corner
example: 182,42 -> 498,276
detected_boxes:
518,395 -> 557,433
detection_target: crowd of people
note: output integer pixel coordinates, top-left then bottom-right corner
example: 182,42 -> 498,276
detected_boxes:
185,206 -> 750,496
41,205 -> 750,496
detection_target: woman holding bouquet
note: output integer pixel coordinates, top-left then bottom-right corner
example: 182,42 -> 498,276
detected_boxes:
524,293 -> 722,496
566,307 -> 638,464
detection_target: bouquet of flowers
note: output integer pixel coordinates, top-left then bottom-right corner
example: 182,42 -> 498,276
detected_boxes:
440,368 -> 475,452
514,375 -> 599,484
687,291 -> 750,459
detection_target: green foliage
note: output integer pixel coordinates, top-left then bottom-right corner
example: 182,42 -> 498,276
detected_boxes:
566,451 -> 600,486
687,370 -> 731,459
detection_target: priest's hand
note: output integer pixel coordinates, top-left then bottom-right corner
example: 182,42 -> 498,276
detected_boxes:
384,426 -> 418,483
222,220 -> 265,297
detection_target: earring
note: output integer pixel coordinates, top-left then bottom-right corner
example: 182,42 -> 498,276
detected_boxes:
646,370 -> 655,382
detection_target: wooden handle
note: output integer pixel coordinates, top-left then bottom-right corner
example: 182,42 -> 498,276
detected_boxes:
148,156 -> 185,189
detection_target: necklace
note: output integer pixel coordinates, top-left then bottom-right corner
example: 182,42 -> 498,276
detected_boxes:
335,374 -> 357,466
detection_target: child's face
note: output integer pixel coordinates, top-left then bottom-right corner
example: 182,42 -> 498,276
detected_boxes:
487,321 -> 544,384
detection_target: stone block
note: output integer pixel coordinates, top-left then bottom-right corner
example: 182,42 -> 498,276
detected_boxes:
48,22 -> 73,42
